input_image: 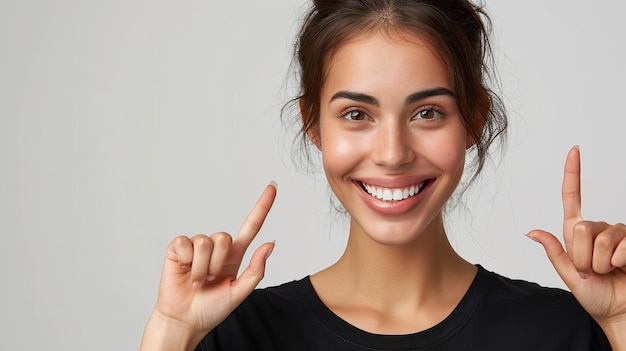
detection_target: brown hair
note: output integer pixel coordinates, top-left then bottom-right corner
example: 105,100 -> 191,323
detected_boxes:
287,0 -> 507,184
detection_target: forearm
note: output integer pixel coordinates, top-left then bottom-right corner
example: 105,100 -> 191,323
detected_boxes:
140,313 -> 205,351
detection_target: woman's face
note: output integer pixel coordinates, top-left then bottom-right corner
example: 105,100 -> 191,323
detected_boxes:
316,31 -> 468,246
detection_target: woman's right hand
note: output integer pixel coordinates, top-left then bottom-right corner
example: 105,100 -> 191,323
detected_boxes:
140,183 -> 277,350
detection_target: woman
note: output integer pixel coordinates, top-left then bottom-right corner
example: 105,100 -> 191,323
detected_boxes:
141,0 -> 626,349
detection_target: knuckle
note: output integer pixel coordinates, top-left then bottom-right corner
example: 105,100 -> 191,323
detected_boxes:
192,234 -> 213,249
562,191 -> 578,199
168,236 -> 192,255
573,221 -> 594,237
211,232 -> 233,245
172,235 -> 191,246
594,233 -> 614,250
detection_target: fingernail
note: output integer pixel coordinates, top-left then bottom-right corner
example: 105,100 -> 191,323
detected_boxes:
206,275 -> 216,282
573,145 -> 580,150
192,281 -> 203,289
525,232 -> 539,243
578,271 -> 591,280
269,181 -> 278,190
265,241 -> 276,261
180,264 -> 190,270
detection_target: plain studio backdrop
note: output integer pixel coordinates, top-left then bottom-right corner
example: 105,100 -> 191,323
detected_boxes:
1,0 -> 625,349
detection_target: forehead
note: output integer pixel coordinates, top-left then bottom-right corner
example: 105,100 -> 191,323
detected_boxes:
322,30 -> 453,99
321,31 -> 454,101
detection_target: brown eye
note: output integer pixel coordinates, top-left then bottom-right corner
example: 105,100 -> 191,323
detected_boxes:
414,108 -> 443,120
342,109 -> 370,121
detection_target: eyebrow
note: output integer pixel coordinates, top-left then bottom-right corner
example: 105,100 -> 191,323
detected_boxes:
405,87 -> 455,104
329,87 -> 455,106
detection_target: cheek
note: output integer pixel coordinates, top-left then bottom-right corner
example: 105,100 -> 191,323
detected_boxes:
320,130 -> 361,178
422,126 -> 467,174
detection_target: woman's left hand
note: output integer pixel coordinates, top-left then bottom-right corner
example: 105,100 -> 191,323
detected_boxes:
528,146 -> 626,348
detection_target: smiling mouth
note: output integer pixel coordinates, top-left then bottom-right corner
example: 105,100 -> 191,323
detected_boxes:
360,180 -> 430,202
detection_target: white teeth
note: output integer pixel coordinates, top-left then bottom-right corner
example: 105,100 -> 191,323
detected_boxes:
383,189 -> 393,201
361,181 -> 426,202
392,189 -> 403,201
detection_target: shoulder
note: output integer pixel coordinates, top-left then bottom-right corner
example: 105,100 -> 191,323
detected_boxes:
219,276 -> 317,328
196,277 -> 321,351
479,267 -> 582,317
242,276 -> 314,311
482,267 -> 575,304
468,266 -> 611,349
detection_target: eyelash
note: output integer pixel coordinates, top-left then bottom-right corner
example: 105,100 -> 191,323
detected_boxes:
413,106 -> 445,120
340,107 -> 370,121
338,106 -> 445,121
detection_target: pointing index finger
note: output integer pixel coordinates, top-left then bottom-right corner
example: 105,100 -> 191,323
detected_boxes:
234,182 -> 277,248
562,146 -> 582,246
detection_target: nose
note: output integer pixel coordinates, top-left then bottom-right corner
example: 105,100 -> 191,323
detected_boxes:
371,120 -> 415,169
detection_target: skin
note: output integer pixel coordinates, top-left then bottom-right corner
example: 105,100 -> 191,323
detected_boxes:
140,32 -> 626,350
529,147 -> 626,349
140,184 -> 277,351
308,31 -> 477,334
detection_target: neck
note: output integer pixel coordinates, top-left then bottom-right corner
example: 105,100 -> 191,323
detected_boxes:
313,213 -> 476,311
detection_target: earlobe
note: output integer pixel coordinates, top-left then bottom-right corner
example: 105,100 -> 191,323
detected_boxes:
299,98 -> 322,150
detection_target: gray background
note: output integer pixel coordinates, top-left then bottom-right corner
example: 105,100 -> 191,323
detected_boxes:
1,0 -> 625,349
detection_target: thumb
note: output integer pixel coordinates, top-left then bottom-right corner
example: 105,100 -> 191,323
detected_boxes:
229,241 -> 275,305
527,229 -> 578,287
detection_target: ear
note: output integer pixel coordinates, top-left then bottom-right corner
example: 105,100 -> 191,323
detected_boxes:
300,98 -> 322,150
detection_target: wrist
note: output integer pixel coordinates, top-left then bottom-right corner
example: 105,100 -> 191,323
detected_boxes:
598,318 -> 626,351
140,312 -> 205,351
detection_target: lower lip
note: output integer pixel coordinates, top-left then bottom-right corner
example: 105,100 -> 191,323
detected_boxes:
355,181 -> 430,216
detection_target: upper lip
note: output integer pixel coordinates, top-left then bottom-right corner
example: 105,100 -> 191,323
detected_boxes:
355,175 -> 433,188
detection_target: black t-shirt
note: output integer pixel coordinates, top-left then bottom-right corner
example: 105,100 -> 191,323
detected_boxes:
196,266 -> 611,350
